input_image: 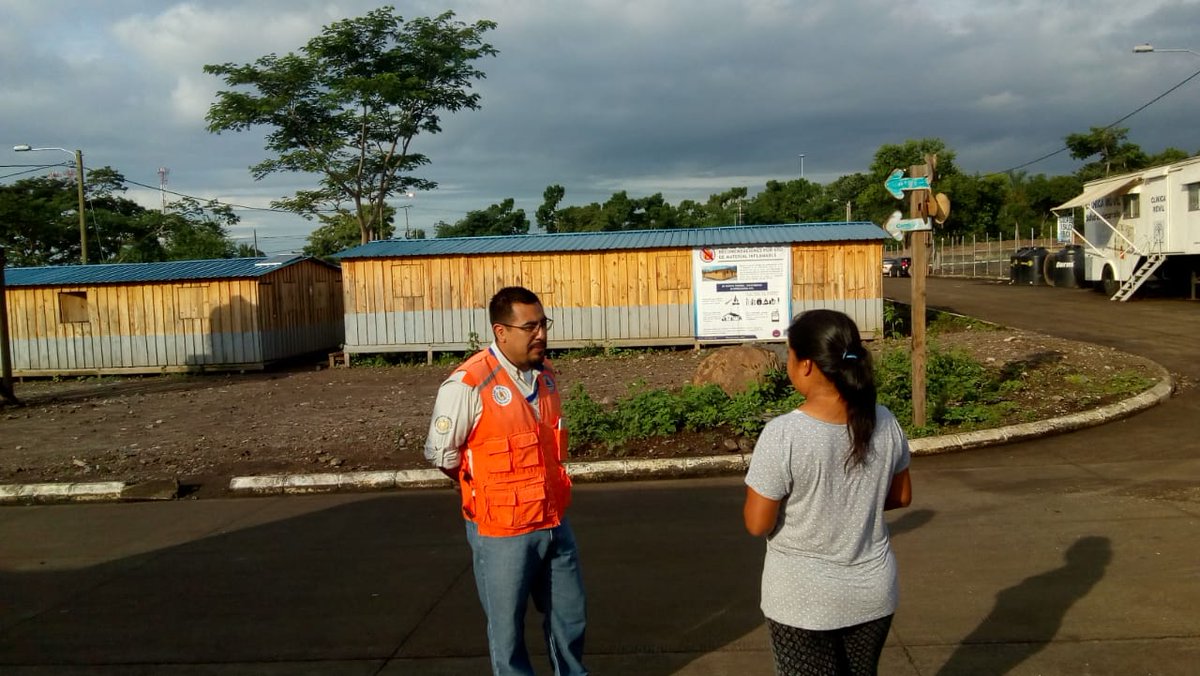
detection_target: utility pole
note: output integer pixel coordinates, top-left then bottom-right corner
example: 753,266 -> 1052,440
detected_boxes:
74,150 -> 87,264
12,145 -> 88,264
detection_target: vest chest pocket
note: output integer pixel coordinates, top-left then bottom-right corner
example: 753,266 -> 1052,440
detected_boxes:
478,438 -> 513,473
484,484 -> 547,529
477,432 -> 542,475
511,431 -> 542,469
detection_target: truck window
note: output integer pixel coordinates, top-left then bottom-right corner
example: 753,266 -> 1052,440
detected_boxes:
1122,194 -> 1140,219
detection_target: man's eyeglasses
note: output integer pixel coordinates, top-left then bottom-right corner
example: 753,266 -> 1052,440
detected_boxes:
498,318 -> 554,333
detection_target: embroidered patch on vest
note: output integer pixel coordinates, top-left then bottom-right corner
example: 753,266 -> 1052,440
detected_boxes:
434,415 -> 452,434
492,385 -> 513,406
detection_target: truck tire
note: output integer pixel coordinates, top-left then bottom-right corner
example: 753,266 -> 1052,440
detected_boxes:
1100,265 -> 1121,297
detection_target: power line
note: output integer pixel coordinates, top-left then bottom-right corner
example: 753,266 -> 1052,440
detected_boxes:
993,65 -> 1200,176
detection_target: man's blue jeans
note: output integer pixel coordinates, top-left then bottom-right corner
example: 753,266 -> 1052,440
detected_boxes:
465,519 -> 588,676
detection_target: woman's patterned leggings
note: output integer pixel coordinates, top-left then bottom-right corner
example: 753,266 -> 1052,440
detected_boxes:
767,614 -> 894,676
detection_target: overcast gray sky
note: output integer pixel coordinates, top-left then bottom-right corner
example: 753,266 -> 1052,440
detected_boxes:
3,0 -> 1199,254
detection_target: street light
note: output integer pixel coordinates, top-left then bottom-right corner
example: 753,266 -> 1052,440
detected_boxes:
13,144 -> 88,264
398,191 -> 415,238
1133,43 -> 1200,58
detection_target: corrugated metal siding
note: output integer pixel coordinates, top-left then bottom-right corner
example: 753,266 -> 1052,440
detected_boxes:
334,222 -> 886,260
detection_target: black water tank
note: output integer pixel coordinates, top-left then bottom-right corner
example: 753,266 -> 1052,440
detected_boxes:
1026,247 -> 1050,286
1050,245 -> 1086,288
1009,247 -> 1032,284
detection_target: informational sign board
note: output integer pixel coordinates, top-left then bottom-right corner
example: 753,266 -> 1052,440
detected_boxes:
692,246 -> 791,341
1057,214 -> 1074,244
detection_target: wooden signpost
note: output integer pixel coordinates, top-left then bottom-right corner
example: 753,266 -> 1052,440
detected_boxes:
885,156 -> 949,428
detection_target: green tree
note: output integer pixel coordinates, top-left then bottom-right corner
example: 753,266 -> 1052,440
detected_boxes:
0,175 -> 82,266
537,184 -> 565,232
703,187 -> 750,227
745,179 -> 822,224
1,168 -> 244,265
857,138 -> 960,226
817,173 -> 871,221
555,203 -> 605,232
937,173 -> 1008,236
1065,126 -> 1147,181
632,192 -> 678,229
435,198 -> 528,237
204,7 -> 497,245
155,197 -> 240,260
304,206 -> 396,259
1146,147 -> 1190,167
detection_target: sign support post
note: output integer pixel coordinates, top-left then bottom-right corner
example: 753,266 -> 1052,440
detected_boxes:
909,164 -> 929,427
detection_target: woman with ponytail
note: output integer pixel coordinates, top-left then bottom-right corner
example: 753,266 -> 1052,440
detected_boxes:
743,309 -> 912,676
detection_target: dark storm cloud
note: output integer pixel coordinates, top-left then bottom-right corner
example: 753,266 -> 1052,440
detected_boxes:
3,0 -> 1199,247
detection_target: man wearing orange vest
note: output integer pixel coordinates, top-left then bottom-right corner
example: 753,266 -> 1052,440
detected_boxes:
425,286 -> 588,676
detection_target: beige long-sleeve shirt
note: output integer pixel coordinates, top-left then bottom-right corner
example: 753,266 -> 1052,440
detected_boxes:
423,344 -> 541,470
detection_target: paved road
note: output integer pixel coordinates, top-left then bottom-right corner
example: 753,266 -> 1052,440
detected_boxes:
0,277 -> 1197,675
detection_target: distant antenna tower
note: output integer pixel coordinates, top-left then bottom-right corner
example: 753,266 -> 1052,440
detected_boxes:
157,167 -> 170,212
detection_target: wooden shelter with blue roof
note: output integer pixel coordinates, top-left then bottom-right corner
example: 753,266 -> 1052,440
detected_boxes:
332,222 -> 886,358
2,255 -> 343,376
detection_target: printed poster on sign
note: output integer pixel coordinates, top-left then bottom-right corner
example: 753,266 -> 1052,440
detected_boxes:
1056,214 -> 1074,244
692,246 -> 791,341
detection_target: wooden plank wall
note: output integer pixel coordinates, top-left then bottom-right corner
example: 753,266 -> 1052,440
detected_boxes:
342,242 -> 881,349
257,261 -> 346,361
5,279 -> 261,373
791,242 -> 882,335
4,261 -> 346,374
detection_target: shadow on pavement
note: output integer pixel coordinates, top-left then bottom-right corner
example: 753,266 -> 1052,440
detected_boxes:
0,479 -> 942,674
935,535 -> 1112,676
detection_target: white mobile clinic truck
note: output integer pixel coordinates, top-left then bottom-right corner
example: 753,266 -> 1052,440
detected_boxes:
1053,155 -> 1200,300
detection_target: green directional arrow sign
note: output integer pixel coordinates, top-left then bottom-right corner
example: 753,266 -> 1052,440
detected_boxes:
884,168 -> 931,200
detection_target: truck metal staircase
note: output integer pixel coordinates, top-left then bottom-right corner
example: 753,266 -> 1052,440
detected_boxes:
1111,252 -> 1167,302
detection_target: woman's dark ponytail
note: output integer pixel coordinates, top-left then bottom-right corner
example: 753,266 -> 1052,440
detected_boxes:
787,310 -> 877,469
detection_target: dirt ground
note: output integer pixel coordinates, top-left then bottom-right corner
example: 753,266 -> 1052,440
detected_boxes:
0,323 -> 1165,492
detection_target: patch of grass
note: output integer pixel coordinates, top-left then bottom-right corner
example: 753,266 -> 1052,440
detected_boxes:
563,339 -> 1159,451
883,300 -> 1000,339
928,312 -> 998,335
555,342 -> 635,359
1102,371 -> 1154,396
561,369 -> 804,455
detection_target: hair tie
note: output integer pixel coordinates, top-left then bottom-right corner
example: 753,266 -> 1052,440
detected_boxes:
842,350 -> 859,361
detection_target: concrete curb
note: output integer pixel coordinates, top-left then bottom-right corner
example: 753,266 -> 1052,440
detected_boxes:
0,366 -> 1175,503
0,481 -> 126,503
908,365 -> 1175,455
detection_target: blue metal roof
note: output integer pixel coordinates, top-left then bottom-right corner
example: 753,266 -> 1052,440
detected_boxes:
332,221 -> 887,260
4,255 -> 335,288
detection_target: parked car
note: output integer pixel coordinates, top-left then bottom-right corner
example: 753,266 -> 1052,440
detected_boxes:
883,257 -> 912,277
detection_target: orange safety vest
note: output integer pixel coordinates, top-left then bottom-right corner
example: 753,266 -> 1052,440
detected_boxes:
454,349 -> 572,537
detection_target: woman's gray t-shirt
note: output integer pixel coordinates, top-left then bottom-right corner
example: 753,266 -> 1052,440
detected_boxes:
744,405 -> 910,630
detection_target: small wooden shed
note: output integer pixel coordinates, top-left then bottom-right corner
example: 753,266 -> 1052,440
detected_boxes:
3,255 -> 344,376
333,222 -> 886,356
